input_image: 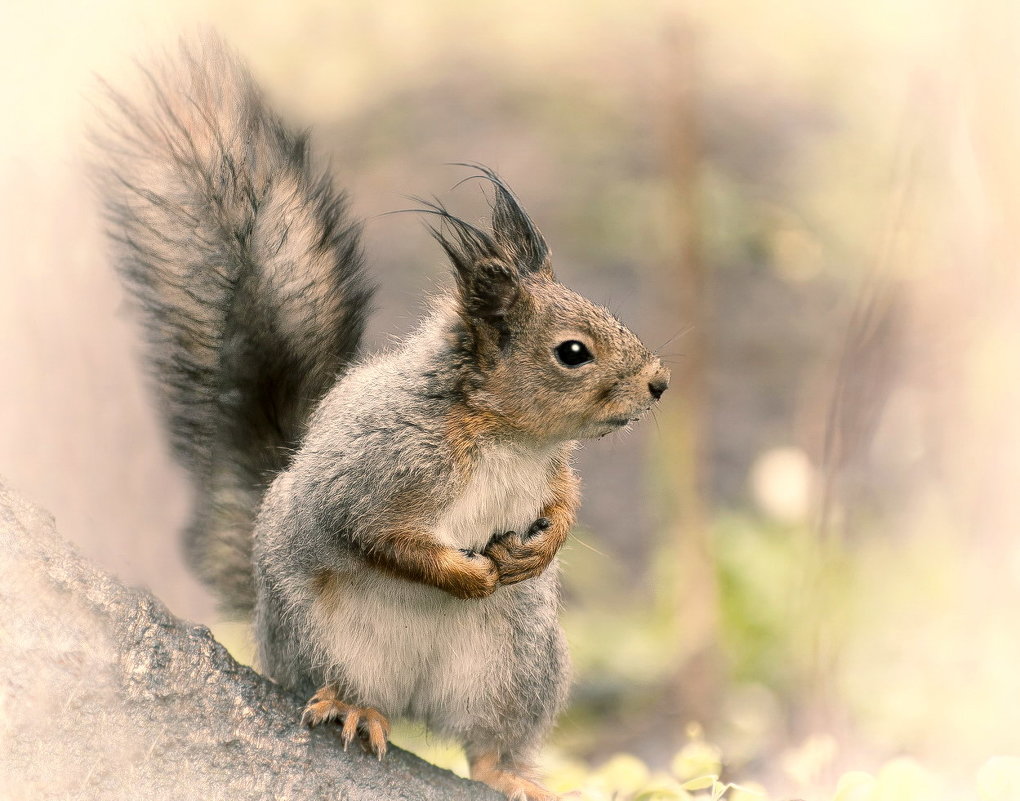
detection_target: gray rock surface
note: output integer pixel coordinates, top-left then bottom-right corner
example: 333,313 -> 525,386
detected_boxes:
0,480 -> 501,801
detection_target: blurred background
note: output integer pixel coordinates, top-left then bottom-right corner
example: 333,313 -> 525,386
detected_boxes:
3,1 -> 1020,798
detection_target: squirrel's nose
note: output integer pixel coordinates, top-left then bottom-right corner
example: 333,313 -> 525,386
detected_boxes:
648,377 -> 668,400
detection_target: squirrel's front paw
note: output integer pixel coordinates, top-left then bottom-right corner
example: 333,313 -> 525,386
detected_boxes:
443,549 -> 499,599
302,685 -> 391,759
484,517 -> 557,586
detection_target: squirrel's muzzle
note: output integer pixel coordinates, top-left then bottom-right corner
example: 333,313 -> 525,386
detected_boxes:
646,363 -> 670,401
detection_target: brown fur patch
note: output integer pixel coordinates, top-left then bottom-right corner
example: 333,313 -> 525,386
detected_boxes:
444,401 -> 502,477
360,524 -> 499,599
470,752 -> 557,801
310,569 -> 346,614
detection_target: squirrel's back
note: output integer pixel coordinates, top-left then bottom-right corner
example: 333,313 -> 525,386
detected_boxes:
92,37 -> 373,613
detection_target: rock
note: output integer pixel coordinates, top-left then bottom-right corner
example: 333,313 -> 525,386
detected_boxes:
0,480 -> 501,801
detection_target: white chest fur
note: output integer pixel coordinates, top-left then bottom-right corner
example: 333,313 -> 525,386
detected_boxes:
433,442 -> 556,551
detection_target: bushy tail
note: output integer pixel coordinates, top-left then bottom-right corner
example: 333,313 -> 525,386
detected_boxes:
92,37 -> 372,615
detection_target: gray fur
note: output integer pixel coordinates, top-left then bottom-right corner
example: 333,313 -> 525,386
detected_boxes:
92,36 -> 372,613
254,309 -> 571,764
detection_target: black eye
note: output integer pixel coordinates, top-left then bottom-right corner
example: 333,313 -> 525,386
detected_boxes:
554,340 -> 594,367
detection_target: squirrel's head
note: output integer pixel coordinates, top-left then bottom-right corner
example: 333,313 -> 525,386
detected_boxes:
427,166 -> 670,443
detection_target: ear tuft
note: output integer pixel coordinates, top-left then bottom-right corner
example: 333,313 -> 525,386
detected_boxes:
414,169 -> 551,351
490,183 -> 551,275
460,164 -> 552,275
417,166 -> 551,279
417,196 -> 526,340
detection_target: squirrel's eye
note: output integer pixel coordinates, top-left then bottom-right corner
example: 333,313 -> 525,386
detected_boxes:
554,340 -> 594,368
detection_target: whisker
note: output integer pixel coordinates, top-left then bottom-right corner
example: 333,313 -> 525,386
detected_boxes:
569,533 -> 608,558
655,325 -> 693,352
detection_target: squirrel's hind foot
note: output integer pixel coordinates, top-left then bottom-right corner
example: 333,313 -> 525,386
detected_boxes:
470,752 -> 558,801
301,685 -> 391,759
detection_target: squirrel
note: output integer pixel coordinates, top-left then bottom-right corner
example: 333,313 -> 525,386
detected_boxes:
93,37 -> 669,801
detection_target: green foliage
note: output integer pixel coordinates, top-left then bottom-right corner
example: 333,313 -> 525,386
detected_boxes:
712,512 -> 817,687
541,742 -> 1018,801
389,712 -> 1020,801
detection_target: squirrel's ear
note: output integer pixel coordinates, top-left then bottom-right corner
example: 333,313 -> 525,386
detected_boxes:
425,210 -> 526,347
487,172 -> 552,277
457,259 -> 522,338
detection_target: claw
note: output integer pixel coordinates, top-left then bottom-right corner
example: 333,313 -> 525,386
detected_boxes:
365,713 -> 390,759
301,686 -> 391,759
525,517 -> 551,539
341,711 -> 359,751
